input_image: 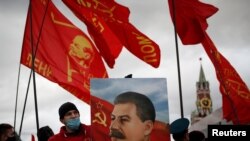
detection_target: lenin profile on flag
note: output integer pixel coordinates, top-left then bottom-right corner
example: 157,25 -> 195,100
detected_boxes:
90,78 -> 170,141
68,35 -> 95,69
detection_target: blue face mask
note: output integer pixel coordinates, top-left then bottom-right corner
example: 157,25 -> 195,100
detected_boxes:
66,117 -> 81,131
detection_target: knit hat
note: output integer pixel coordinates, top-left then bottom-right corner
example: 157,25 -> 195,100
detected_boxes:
59,102 -> 79,119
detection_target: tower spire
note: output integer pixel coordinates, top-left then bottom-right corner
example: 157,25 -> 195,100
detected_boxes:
199,58 -> 206,83
191,58 -> 213,124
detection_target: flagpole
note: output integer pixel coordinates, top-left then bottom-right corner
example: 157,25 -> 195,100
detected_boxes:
19,0 -> 51,135
29,0 -> 52,133
18,1 -> 37,135
29,0 -> 40,132
14,63 -> 21,132
19,70 -> 32,136
171,0 -> 184,118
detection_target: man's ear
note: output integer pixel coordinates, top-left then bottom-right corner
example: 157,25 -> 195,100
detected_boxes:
144,120 -> 154,136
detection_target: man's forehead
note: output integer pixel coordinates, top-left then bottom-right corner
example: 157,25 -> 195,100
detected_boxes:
112,103 -> 136,115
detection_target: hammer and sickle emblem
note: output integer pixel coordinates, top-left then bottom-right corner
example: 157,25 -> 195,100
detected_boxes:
93,111 -> 107,127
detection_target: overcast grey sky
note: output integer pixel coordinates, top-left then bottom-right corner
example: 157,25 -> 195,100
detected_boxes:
0,0 -> 249,140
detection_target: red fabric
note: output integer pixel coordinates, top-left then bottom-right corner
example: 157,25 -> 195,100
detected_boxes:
31,134 -> 35,141
21,0 -> 107,104
91,96 -> 113,141
168,0 -> 218,45
111,22 -> 161,68
202,33 -> 250,124
62,0 -> 161,68
91,96 -> 170,141
150,121 -> 170,141
168,0 -> 250,124
62,0 -> 123,68
48,124 -> 91,141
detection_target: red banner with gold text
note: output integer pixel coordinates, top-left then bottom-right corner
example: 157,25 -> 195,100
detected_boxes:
62,0 -> 161,68
202,33 -> 250,124
21,0 -> 107,104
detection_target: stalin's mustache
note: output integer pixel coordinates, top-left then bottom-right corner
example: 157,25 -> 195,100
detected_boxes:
109,129 -> 126,139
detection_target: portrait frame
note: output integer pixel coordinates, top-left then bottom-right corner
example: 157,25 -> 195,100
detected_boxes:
90,78 -> 170,141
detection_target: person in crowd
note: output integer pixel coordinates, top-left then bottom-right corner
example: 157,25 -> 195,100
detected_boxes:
109,91 -> 156,141
0,123 -> 21,141
37,126 -> 54,141
170,118 -> 190,141
189,130 -> 205,141
48,102 -> 91,141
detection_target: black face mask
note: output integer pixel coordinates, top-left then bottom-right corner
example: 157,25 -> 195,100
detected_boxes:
6,136 -> 17,141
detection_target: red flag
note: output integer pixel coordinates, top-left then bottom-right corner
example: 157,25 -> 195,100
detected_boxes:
91,96 -> 170,141
115,23 -> 161,68
31,134 -> 35,141
168,0 -> 250,124
21,0 -> 107,103
61,0 -> 123,68
91,96 -> 113,141
202,33 -> 250,124
168,0 -> 218,45
62,0 -> 161,68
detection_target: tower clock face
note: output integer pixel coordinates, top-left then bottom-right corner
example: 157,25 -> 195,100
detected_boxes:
200,97 -> 211,108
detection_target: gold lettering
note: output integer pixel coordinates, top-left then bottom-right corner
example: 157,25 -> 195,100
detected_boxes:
38,62 -> 52,77
141,45 -> 155,53
144,53 -> 157,63
92,0 -> 116,18
133,32 -> 152,45
25,53 -> 52,77
77,0 -> 119,22
227,79 -> 250,99
78,0 -> 116,18
224,69 -> 238,78
77,0 -> 91,7
38,62 -> 47,75
25,53 -> 32,66
132,32 -> 158,63
141,45 -> 157,63
51,12 -> 76,28
215,51 -> 222,64
91,14 -> 104,32
34,58 -> 39,71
